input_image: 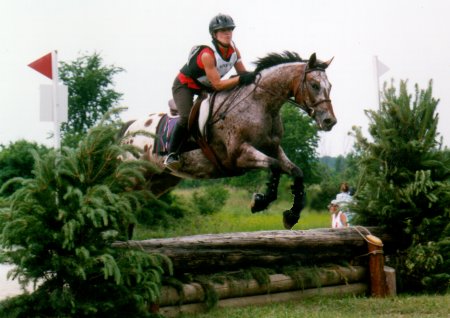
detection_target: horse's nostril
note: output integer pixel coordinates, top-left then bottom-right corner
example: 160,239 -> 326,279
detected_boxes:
323,117 -> 336,128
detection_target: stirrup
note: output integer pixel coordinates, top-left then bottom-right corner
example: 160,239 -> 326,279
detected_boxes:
164,153 -> 181,171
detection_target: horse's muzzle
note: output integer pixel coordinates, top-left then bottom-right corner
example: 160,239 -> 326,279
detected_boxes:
321,117 -> 337,131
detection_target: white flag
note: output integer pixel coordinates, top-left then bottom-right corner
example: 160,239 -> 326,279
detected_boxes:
39,84 -> 68,123
376,57 -> 389,77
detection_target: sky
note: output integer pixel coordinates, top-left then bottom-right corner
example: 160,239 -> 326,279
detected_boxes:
1,0 -> 449,157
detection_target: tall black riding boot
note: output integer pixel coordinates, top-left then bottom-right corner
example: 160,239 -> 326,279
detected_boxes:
164,123 -> 187,171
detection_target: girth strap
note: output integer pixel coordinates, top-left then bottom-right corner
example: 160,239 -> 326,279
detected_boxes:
188,93 -> 229,175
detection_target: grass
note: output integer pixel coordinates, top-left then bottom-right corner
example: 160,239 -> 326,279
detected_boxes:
134,187 -> 330,239
179,294 -> 450,318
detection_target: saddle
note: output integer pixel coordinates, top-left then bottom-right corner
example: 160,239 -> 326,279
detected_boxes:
155,94 -> 227,173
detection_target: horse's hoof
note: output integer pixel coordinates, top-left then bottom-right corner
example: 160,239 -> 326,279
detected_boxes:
164,153 -> 182,171
283,210 -> 300,229
251,193 -> 267,213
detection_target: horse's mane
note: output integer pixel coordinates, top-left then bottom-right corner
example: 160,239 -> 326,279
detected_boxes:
254,51 -> 304,73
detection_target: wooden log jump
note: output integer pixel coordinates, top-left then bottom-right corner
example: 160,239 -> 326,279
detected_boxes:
113,227 -> 396,316
115,227 -> 394,273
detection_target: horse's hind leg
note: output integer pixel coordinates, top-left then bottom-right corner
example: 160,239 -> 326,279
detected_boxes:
149,173 -> 182,198
251,168 -> 281,213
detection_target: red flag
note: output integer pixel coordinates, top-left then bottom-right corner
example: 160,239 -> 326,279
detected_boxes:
28,52 -> 53,79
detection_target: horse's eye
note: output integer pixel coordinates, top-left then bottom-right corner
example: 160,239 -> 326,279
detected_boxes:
311,83 -> 320,91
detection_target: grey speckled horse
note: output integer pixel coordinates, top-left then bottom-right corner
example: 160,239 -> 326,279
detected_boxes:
122,52 -> 336,229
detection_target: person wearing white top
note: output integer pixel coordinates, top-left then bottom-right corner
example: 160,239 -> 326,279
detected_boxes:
329,199 -> 348,228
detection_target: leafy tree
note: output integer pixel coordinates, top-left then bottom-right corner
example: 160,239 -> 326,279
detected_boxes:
59,52 -> 124,147
351,80 -> 450,292
0,111 -> 170,317
0,140 -> 49,196
280,102 -> 320,184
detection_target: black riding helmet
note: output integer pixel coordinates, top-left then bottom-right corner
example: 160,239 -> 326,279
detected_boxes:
209,14 -> 236,36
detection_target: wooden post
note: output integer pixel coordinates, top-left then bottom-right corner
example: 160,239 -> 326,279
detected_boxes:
384,266 -> 397,296
366,234 -> 386,297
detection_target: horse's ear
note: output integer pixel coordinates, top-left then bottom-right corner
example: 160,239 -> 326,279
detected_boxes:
323,56 -> 334,68
308,53 -> 317,68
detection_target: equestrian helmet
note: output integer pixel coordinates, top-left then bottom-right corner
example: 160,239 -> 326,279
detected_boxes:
209,14 -> 236,35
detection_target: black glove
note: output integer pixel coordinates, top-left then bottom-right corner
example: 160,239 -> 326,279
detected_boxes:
239,72 -> 257,85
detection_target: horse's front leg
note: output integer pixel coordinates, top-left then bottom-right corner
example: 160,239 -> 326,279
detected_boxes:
251,168 -> 281,213
276,147 -> 305,230
235,143 -> 282,213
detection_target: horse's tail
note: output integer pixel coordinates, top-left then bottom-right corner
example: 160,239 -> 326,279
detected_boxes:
117,120 -> 136,141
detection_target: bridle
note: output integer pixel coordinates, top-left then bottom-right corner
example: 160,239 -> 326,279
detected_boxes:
290,66 -> 331,117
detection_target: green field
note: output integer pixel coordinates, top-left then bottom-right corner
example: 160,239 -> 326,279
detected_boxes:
135,187 -> 330,239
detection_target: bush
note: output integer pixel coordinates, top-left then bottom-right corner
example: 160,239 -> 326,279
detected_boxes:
192,184 -> 230,215
308,180 -> 340,211
0,140 -> 50,196
0,113 -> 171,317
137,191 -> 187,227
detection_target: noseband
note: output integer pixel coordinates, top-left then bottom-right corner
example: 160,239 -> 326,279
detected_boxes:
291,67 -> 331,117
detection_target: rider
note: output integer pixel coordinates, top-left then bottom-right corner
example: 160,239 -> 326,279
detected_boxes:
164,13 -> 257,170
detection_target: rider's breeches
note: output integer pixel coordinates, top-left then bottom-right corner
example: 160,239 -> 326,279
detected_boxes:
172,77 -> 198,128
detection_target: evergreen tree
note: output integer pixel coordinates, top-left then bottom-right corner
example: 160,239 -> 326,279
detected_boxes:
0,110 -> 170,317
352,80 -> 450,292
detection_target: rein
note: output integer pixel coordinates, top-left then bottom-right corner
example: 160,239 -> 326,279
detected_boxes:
210,80 -> 259,125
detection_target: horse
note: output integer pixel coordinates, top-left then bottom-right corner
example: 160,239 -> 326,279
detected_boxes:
122,52 -> 336,230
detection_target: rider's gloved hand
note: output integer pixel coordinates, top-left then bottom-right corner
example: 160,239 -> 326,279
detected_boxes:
239,72 -> 257,85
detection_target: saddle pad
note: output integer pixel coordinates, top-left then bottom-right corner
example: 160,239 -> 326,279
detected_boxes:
154,114 -> 179,155
198,98 -> 210,138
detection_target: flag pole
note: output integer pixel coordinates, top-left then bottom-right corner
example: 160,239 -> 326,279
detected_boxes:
373,55 -> 381,110
51,50 -> 61,149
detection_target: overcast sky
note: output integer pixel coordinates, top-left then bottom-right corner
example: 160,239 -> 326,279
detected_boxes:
1,0 -> 449,157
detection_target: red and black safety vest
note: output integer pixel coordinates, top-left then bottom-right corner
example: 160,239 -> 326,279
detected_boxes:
179,41 -> 238,90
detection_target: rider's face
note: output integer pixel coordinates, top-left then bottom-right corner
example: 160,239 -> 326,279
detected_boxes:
215,28 -> 233,46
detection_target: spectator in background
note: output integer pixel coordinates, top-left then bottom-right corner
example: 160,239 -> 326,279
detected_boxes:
335,182 -> 355,226
329,199 -> 348,228
336,182 -> 352,204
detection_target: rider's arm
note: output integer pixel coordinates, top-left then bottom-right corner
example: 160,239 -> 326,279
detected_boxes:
201,52 -> 240,91
234,48 -> 247,74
